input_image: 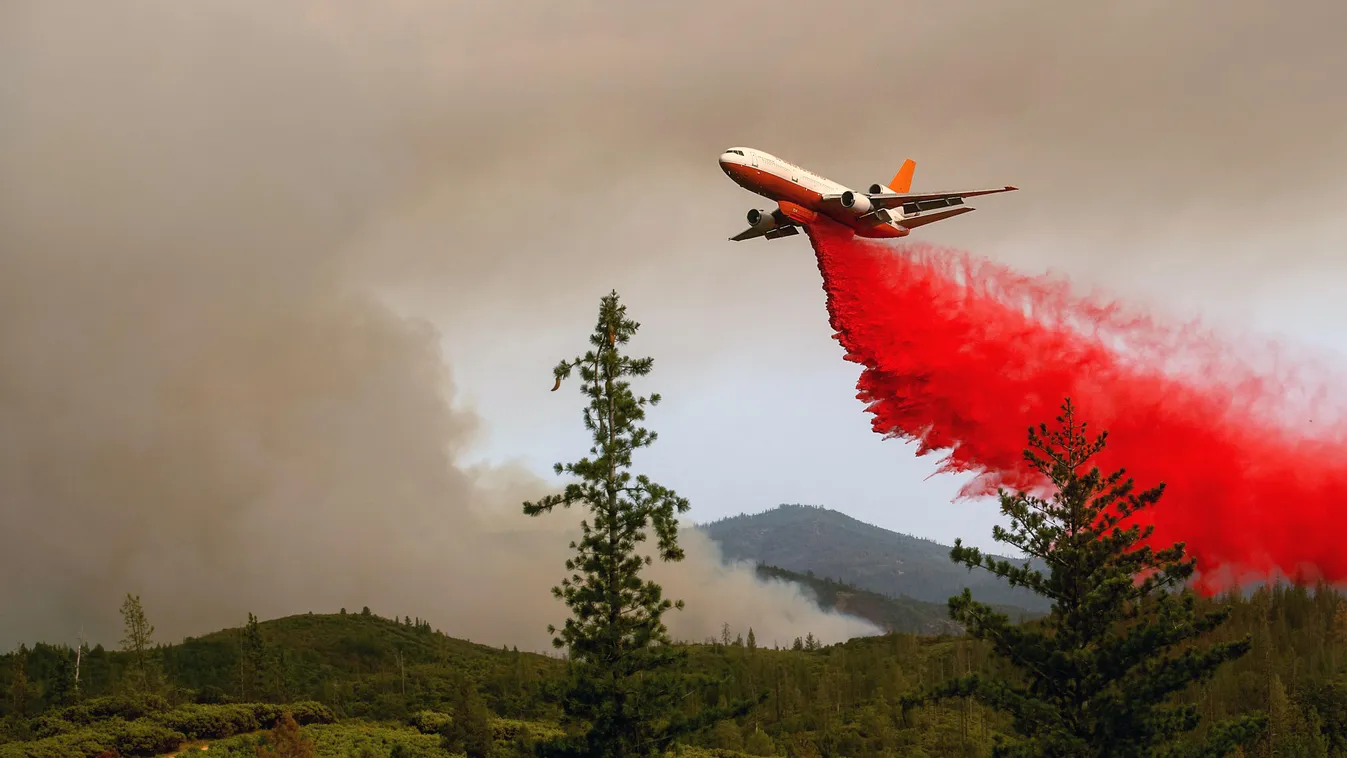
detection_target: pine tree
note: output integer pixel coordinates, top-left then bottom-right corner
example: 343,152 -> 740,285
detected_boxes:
242,613 -> 267,701
8,646 -> 31,719
118,594 -> 155,693
50,650 -> 78,707
912,399 -> 1267,756
524,290 -> 757,757
440,678 -> 493,758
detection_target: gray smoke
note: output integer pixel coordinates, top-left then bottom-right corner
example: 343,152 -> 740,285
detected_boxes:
0,1 -> 877,651
4,0 -> 1346,650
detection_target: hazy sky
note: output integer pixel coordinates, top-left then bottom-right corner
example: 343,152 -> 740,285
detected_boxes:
358,0 -> 1347,538
4,0 -> 1347,649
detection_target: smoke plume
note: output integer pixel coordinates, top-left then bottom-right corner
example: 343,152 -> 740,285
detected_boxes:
807,218 -> 1347,593
0,2 -> 876,651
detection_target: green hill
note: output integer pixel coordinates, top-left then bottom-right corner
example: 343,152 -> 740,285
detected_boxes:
700,504 -> 1051,614
167,610 -> 558,722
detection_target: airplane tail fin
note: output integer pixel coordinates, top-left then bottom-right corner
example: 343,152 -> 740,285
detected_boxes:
890,159 -> 916,193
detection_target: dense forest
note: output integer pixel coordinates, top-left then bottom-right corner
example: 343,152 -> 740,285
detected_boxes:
2,580 -> 1345,757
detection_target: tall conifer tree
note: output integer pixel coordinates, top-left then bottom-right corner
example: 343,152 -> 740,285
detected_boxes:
525,290 -> 755,757
913,399 -> 1266,756
118,594 -> 156,693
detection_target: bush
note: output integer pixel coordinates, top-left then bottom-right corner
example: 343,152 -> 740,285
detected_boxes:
407,712 -> 451,735
251,703 -> 336,729
0,702 -> 336,758
104,719 -> 185,756
153,705 -> 261,740
208,723 -> 445,758
0,718 -> 182,758
28,718 -> 79,741
152,702 -> 335,742
58,696 -> 170,727
490,719 -> 562,743
0,728 -> 112,758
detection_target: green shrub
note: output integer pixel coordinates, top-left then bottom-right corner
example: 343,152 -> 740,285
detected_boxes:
0,728 -> 112,758
153,704 -> 261,740
490,719 -> 562,743
0,718 -> 182,758
58,696 -> 170,726
268,702 -> 336,727
151,702 -> 335,742
209,722 -> 446,758
406,712 -> 451,735
0,701 -> 337,758
105,718 -> 185,756
28,718 -> 78,740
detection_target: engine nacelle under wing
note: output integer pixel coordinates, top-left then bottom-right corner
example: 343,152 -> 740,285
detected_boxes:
840,190 -> 873,215
747,208 -> 792,231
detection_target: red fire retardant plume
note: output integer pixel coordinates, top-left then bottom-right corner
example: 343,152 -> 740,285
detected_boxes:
805,218 -> 1347,594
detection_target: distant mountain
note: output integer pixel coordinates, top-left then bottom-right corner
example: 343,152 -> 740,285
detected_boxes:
753,564 -> 1040,636
701,503 -> 1053,614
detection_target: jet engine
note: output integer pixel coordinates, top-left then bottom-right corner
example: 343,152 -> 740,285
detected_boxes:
747,208 -> 784,230
868,183 -> 893,194
840,190 -> 873,215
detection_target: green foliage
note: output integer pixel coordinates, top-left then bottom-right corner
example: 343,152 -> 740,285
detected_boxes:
153,612 -> 555,721
9,648 -> 33,724
0,716 -> 184,758
0,699 -> 335,758
524,291 -> 688,656
917,400 -> 1267,756
241,614 -> 267,702
57,695 -> 170,725
439,680 -> 491,758
153,702 -> 335,740
211,722 -> 446,758
524,290 -> 757,756
47,656 -> 76,711
5,582 -> 1347,758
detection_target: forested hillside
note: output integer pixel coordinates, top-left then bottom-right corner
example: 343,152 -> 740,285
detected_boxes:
750,565 -> 1042,636
3,585 -> 1345,757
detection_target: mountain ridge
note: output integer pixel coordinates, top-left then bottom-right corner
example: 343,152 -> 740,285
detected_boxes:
699,503 -> 1052,614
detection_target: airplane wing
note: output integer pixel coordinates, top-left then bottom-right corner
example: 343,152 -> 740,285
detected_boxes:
823,185 -> 1018,210
730,224 -> 799,242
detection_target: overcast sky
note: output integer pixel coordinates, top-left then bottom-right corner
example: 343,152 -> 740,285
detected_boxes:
4,0 -> 1347,647
362,0 -> 1347,542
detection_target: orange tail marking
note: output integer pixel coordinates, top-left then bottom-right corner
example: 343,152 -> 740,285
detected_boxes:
890,159 -> 916,193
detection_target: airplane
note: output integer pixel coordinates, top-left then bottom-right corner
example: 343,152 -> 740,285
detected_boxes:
718,147 -> 1017,242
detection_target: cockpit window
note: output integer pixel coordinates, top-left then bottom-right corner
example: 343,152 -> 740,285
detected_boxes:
726,149 -> 745,156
